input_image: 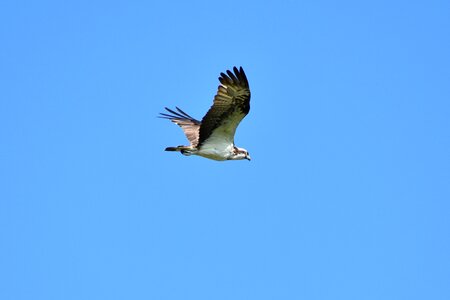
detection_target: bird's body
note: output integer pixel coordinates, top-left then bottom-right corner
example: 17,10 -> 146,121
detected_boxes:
160,66 -> 251,161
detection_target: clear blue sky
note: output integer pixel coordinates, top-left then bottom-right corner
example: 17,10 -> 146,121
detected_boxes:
1,1 -> 449,299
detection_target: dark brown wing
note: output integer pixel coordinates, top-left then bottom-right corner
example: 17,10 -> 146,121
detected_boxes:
197,66 -> 251,147
159,107 -> 201,146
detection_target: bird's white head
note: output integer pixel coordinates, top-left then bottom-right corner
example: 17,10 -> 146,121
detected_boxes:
231,147 -> 251,161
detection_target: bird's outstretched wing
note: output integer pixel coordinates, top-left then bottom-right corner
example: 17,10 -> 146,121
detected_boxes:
159,107 -> 201,147
197,66 -> 251,147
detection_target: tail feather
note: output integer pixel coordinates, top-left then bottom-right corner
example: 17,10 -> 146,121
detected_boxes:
165,147 -> 178,151
165,146 -> 191,152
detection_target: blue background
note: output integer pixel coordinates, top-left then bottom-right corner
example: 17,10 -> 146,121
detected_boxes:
1,1 -> 449,299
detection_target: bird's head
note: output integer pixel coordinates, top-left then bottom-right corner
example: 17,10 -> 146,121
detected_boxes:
232,147 -> 251,161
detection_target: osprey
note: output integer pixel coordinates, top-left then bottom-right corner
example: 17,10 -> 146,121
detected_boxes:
159,66 -> 251,161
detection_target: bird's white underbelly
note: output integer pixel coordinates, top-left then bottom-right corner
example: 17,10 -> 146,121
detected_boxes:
197,136 -> 234,161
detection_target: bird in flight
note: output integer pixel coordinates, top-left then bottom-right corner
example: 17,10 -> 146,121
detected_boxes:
159,66 -> 251,161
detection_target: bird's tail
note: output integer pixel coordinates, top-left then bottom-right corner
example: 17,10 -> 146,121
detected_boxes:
165,146 -> 192,153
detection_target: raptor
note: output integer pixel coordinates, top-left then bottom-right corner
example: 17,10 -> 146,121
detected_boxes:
159,66 -> 251,161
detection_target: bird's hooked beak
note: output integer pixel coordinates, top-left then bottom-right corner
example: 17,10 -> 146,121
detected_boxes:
246,155 -> 251,161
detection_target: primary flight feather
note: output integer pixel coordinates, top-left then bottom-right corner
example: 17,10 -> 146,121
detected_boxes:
159,66 -> 251,161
